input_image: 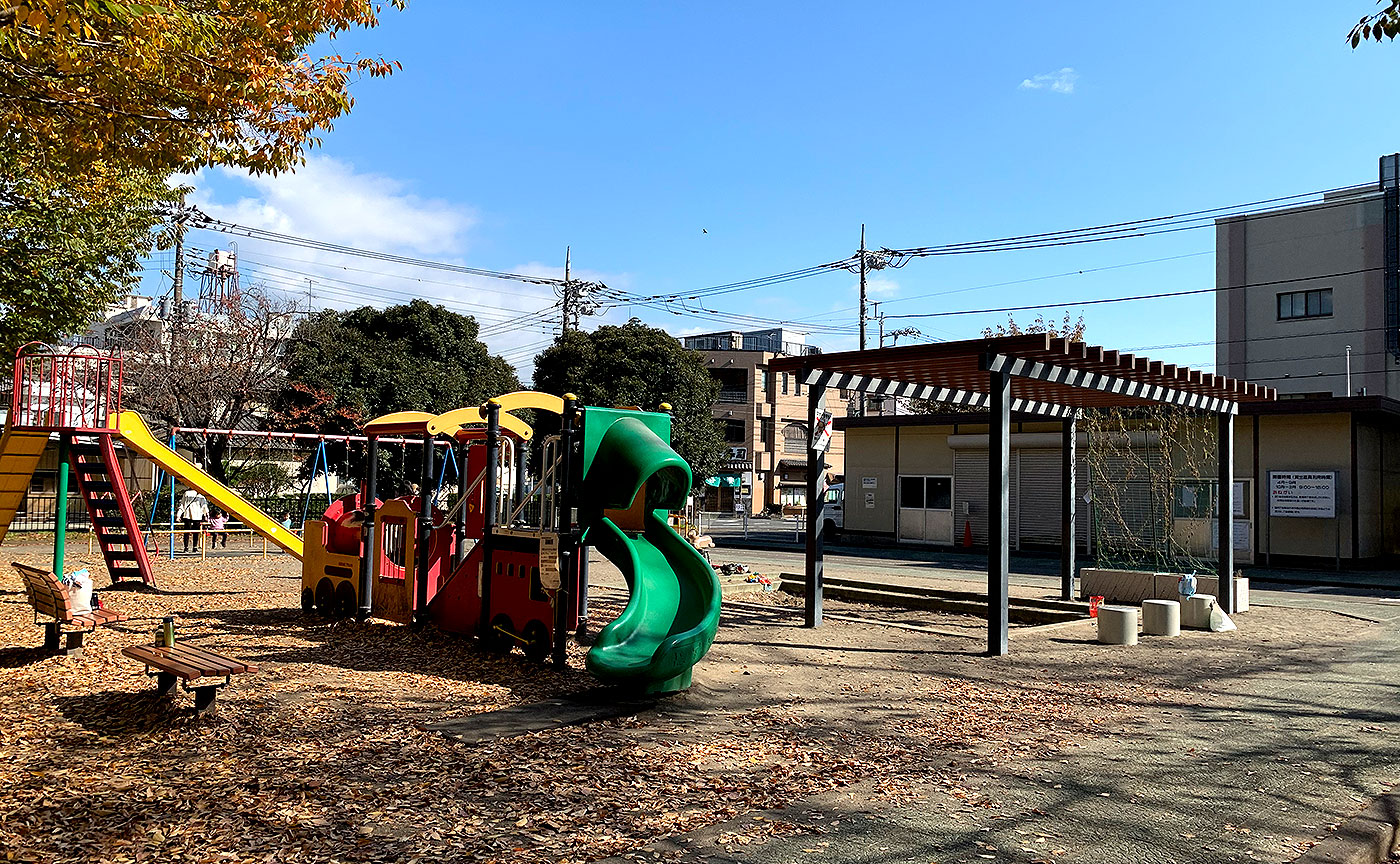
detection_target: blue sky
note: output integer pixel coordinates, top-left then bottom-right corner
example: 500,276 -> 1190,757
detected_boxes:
163,1 -> 1400,378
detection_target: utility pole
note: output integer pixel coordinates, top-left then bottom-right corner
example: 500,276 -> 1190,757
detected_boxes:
562,246 -> 573,333
171,200 -> 188,313
858,224 -> 868,351
306,278 -> 314,317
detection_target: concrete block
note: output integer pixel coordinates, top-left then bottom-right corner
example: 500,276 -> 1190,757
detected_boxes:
1081,569 -> 1155,604
1182,594 -> 1218,629
1196,575 -> 1219,597
1097,605 -> 1139,645
1234,576 -> 1249,613
1142,599 -> 1180,637
1153,574 -> 1181,600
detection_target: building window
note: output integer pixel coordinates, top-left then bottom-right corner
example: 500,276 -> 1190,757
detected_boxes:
1277,288 -> 1332,321
781,373 -> 789,395
899,476 -> 952,511
760,417 -> 774,447
721,419 -> 746,444
795,377 -> 802,396
782,423 -> 807,455
757,368 -> 768,395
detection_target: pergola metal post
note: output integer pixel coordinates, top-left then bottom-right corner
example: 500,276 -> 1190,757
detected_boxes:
988,367 -> 1011,656
1060,413 -> 1077,601
803,380 -> 827,627
1217,411 -> 1235,613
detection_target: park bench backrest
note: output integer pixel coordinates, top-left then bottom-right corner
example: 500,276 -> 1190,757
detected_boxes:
11,562 -> 73,623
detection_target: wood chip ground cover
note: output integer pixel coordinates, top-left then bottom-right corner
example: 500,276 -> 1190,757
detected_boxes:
0,543 -> 1167,862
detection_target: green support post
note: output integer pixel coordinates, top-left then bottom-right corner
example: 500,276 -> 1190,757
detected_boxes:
53,433 -> 69,577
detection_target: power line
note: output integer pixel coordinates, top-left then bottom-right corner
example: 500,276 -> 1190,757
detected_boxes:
879,267 -> 1381,322
187,213 -> 579,288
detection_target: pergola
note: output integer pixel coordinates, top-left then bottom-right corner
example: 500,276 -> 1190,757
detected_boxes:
768,334 -> 1276,655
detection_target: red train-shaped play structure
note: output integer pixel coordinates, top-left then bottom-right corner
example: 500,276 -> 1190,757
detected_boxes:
300,391 -> 722,691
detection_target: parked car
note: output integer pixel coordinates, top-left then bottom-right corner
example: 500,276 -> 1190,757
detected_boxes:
821,483 -> 843,541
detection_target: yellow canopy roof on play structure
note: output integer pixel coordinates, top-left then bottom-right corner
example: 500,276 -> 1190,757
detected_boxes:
362,391 -> 567,441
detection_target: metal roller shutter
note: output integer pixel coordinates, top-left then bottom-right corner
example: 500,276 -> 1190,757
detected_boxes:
1018,449 -> 1061,546
953,450 -> 1018,548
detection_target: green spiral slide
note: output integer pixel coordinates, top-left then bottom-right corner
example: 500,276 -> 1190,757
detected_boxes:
580,411 -> 721,693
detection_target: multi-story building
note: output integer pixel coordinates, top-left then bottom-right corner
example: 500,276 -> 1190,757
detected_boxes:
1216,154 -> 1399,397
681,328 -> 847,514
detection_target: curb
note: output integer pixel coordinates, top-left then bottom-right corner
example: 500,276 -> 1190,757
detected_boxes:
1293,786 -> 1400,864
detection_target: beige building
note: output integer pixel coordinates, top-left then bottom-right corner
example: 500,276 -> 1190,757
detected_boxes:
1216,154 -> 1399,398
682,329 -> 847,514
837,398 -> 1400,567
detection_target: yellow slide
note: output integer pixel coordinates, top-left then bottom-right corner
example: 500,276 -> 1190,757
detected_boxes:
0,426 -> 50,545
110,411 -> 304,560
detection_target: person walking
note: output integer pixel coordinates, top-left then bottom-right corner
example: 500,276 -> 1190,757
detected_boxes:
209,509 -> 228,548
177,488 -> 210,553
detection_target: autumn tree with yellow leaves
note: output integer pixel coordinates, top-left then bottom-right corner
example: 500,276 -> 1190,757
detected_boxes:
0,1 -> 404,350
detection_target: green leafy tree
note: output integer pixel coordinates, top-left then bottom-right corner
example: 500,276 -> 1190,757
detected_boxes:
277,300 -> 521,428
1351,2 -> 1400,45
274,300 -> 520,494
532,321 -> 725,486
0,146 -> 182,354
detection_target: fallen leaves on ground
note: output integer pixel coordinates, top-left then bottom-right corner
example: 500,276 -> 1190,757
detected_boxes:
0,541 -> 1168,863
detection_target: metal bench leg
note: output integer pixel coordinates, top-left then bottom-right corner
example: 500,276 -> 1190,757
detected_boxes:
60,630 -> 85,657
155,672 -> 178,698
43,622 -> 59,651
193,685 -> 218,715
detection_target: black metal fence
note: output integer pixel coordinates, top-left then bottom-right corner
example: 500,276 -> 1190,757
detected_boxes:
6,494 -> 91,532
6,491 -> 338,534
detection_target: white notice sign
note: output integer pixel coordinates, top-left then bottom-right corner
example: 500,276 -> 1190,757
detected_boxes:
862,477 -> 878,489
1269,471 -> 1336,519
539,534 -> 561,589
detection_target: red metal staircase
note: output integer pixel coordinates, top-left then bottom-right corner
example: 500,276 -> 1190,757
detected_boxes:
68,435 -> 155,586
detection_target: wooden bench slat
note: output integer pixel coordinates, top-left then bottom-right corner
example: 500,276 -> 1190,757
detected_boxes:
174,643 -> 258,675
122,645 -> 206,681
74,609 -> 127,627
165,645 -> 241,676
122,642 -> 257,680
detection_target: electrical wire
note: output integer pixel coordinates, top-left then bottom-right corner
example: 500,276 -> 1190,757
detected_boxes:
879,267 -> 1381,322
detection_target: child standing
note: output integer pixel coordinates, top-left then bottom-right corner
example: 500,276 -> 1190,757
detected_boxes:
209,509 -> 228,548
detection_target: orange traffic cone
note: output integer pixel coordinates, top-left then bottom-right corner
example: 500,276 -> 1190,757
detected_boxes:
962,519 -> 973,548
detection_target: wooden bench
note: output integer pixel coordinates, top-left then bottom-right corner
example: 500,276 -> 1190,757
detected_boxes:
122,642 -> 259,714
11,562 -> 127,656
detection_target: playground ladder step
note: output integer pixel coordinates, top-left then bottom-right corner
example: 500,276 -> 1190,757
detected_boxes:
66,437 -> 155,588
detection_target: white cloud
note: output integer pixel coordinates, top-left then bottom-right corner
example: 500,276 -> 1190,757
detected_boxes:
864,276 -> 900,299
189,156 -> 474,256
1019,67 -> 1079,95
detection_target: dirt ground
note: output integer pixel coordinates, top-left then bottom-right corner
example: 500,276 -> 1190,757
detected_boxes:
0,537 -> 1393,863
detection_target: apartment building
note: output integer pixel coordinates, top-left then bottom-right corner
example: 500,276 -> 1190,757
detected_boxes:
681,328 -> 847,514
1216,154 -> 1400,397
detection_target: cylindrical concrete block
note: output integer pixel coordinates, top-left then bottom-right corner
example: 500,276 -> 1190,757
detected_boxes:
1182,594 -> 1217,629
1142,599 -> 1180,637
1096,605 -> 1139,645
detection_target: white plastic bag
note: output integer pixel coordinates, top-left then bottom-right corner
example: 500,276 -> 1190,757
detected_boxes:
1208,602 -> 1236,633
67,568 -> 93,615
